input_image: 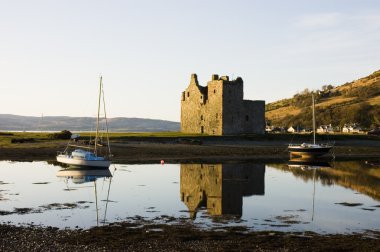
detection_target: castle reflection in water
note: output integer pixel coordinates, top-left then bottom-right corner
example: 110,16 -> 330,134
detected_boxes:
180,164 -> 265,219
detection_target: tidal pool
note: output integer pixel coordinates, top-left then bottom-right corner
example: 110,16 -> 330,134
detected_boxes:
0,160 -> 379,234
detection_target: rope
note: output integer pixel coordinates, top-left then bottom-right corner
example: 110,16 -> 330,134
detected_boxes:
102,85 -> 112,158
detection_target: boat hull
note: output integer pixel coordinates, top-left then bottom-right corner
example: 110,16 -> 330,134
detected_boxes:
57,155 -> 111,168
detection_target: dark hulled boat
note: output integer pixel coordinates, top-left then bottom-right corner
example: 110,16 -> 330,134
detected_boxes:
288,94 -> 334,159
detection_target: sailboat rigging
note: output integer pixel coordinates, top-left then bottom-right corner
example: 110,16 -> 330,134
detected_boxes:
288,93 -> 334,159
56,76 -> 112,168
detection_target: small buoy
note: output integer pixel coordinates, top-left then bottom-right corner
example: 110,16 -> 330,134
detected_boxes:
160,160 -> 164,165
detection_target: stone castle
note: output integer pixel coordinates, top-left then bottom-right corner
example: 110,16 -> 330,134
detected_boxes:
181,74 -> 265,135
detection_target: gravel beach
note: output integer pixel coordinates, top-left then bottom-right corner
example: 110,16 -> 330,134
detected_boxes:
1,221 -> 380,251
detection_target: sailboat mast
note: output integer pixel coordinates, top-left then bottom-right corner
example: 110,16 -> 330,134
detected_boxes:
95,76 -> 102,155
312,93 -> 316,145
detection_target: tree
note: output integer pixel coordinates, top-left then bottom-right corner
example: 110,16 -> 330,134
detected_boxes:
49,130 -> 72,140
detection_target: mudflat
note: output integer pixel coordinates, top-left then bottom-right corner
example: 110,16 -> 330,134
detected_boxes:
1,136 -> 379,163
1,221 -> 380,251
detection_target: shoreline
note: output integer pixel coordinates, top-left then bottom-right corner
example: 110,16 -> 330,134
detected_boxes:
1,220 -> 380,251
0,138 -> 379,163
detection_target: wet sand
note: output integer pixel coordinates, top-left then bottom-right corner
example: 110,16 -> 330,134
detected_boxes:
0,137 -> 380,163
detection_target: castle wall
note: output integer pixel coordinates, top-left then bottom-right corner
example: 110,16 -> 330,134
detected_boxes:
221,80 -> 244,135
243,100 -> 266,134
204,77 -> 223,135
180,74 -> 205,134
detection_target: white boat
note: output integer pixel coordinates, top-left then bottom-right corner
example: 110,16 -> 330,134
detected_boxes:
57,76 -> 112,168
288,93 -> 334,159
57,149 -> 111,168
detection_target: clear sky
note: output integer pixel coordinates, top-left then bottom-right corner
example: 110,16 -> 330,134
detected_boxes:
1,0 -> 379,122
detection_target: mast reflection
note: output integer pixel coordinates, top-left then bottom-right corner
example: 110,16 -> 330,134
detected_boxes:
180,164 -> 265,219
56,168 -> 113,226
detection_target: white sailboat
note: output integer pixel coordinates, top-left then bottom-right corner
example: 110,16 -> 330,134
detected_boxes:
56,76 -> 112,168
288,93 -> 334,159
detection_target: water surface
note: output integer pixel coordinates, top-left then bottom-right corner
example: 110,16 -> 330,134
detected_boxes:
0,160 -> 379,234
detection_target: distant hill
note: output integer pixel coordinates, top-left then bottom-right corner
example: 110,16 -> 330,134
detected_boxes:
0,114 -> 180,132
266,70 -> 380,129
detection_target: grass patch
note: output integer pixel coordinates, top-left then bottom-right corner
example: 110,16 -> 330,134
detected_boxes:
0,131 -> 378,146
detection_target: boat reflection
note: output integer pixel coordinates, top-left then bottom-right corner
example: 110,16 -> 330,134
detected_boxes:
268,159 -> 380,202
180,164 -> 265,219
56,168 -> 113,226
56,168 -> 112,184
288,159 -> 332,221
365,160 -> 380,167
288,158 -> 332,170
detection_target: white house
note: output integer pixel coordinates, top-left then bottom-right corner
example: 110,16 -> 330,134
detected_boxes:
287,126 -> 296,133
317,124 -> 334,133
265,125 -> 273,132
342,124 -> 362,133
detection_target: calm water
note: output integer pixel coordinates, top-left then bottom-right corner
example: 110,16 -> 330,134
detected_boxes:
0,160 -> 379,234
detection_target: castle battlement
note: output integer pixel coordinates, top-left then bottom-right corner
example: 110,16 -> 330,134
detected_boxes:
181,73 -> 265,135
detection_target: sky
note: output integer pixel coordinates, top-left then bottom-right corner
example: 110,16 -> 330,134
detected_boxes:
1,0 -> 379,122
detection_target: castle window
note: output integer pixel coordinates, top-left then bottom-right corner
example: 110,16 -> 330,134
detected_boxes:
201,115 -> 203,120
187,92 -> 190,97
200,95 -> 203,99
246,115 -> 249,121
216,113 -> 218,119
213,89 -> 216,94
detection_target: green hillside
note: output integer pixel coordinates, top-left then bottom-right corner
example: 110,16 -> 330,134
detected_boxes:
266,70 -> 380,129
